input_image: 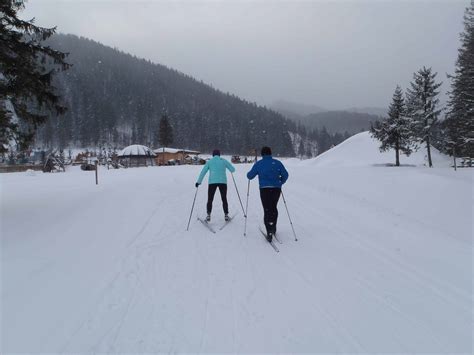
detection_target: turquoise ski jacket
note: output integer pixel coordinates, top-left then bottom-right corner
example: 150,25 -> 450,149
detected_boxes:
197,156 -> 235,185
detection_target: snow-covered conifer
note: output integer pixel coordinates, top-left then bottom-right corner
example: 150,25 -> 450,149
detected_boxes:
370,86 -> 413,166
405,67 -> 442,167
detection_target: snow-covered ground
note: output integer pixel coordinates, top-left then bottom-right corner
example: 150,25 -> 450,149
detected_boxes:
1,132 -> 472,353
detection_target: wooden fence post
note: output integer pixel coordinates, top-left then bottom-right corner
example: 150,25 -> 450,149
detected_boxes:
95,160 -> 99,185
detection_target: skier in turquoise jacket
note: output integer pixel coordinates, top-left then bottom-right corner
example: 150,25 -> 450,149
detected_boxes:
195,149 -> 235,221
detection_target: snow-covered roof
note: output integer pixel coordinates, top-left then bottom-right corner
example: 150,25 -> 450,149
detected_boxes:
153,147 -> 200,154
118,145 -> 156,157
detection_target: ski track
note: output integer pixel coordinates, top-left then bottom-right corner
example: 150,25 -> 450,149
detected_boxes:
285,175 -> 471,352
2,162 -> 472,353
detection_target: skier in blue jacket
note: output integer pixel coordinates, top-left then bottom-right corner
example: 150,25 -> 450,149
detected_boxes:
247,146 -> 289,242
196,149 -> 235,221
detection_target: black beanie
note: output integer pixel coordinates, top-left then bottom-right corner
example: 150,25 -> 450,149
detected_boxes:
212,149 -> 220,156
261,146 -> 272,156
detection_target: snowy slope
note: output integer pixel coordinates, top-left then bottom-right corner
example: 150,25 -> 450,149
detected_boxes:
307,131 -> 451,168
1,134 -> 472,353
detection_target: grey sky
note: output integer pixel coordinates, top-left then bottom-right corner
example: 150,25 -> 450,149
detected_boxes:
22,0 -> 468,110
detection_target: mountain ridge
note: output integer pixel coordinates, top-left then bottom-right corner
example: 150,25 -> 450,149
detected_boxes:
37,34 -> 306,156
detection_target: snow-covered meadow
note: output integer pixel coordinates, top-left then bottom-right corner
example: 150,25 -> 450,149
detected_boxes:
1,132 -> 472,353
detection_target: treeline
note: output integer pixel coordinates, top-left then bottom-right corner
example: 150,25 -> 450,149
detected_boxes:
34,34 -> 313,157
371,3 -> 473,167
295,123 -> 351,157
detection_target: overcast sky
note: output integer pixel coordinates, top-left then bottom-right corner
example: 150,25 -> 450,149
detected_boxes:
21,0 -> 468,110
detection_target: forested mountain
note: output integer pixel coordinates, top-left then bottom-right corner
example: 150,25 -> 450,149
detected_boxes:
36,34 -> 304,156
271,100 -> 384,136
344,107 -> 387,117
299,111 -> 382,135
270,100 -> 326,118
274,107 -> 382,136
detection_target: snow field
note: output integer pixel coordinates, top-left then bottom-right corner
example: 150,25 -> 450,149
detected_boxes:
1,133 -> 472,353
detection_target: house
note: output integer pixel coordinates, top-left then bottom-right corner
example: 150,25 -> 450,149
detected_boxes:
153,148 -> 201,165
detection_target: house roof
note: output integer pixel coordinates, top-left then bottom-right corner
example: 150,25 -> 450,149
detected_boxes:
118,145 -> 156,157
153,147 -> 200,154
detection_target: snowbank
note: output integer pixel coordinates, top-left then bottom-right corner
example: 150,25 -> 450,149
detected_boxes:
305,131 -> 451,168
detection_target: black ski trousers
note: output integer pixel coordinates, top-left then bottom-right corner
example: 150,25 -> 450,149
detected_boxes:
259,187 -> 281,235
207,183 -> 229,214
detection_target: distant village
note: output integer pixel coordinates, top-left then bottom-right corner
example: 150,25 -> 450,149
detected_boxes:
0,144 -> 256,173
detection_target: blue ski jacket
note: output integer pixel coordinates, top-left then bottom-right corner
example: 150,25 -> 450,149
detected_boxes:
197,156 -> 235,185
246,155 -> 289,188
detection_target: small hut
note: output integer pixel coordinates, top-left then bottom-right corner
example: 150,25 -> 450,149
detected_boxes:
118,145 -> 156,167
154,148 -> 200,165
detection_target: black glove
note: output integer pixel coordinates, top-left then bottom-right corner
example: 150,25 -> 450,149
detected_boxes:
195,182 -> 200,188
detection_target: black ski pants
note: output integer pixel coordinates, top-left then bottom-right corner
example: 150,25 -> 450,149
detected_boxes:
207,183 -> 229,214
260,187 -> 281,235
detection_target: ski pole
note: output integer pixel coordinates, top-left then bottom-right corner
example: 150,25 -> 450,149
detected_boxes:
243,179 -> 250,236
281,190 -> 298,241
186,186 -> 199,231
231,173 -> 246,217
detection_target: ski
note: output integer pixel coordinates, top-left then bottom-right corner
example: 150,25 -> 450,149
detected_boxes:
259,227 -> 279,252
273,232 -> 282,244
219,212 -> 238,231
197,217 -> 216,234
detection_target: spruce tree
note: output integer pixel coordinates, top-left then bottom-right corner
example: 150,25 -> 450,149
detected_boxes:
405,67 -> 442,167
158,114 -> 173,148
298,139 -> 305,159
318,126 -> 332,153
0,0 -> 69,153
370,86 -> 413,166
445,1 -> 474,157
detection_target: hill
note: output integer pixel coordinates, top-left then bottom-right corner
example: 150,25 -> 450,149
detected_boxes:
37,34 -> 303,156
271,101 -> 384,136
270,100 -> 326,118
295,110 -> 382,135
308,131 -> 451,168
344,106 -> 387,117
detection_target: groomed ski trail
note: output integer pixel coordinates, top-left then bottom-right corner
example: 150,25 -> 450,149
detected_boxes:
2,153 -> 471,353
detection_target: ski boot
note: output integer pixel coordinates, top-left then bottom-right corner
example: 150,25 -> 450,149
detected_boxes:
206,213 -> 211,222
224,214 -> 230,222
266,232 -> 273,243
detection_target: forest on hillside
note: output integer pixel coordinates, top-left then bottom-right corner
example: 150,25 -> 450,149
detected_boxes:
36,34 -> 305,156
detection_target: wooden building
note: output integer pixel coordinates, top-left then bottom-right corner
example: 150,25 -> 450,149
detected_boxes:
153,148 -> 200,165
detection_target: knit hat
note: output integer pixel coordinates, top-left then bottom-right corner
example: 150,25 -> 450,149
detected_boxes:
261,146 -> 272,156
212,149 -> 221,156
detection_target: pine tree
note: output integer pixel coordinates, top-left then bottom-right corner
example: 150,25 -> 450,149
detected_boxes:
445,1 -> 474,157
158,114 -> 174,147
405,67 -> 442,167
0,0 -> 69,153
370,86 -> 413,166
318,126 -> 332,153
298,138 -> 305,159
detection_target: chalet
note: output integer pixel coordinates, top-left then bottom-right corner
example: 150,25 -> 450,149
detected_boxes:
153,148 -> 201,165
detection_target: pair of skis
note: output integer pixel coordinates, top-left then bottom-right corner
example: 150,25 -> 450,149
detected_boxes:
259,227 -> 281,253
198,214 -> 281,254
197,213 -> 237,234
